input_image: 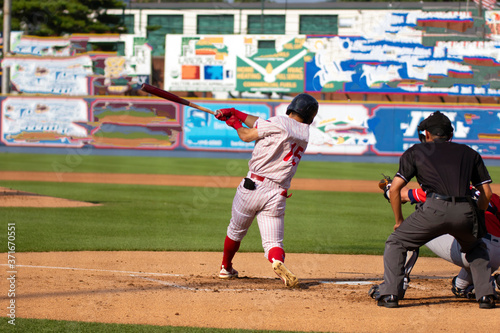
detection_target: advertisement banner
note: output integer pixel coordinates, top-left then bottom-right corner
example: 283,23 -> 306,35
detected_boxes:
1,97 -> 89,147
182,102 -> 271,151
370,105 -> 500,156
3,33 -> 152,96
276,102 -> 375,155
11,35 -> 73,56
86,99 -> 181,149
235,36 -> 308,93
2,96 -> 500,158
164,36 -> 237,92
0,97 -> 181,149
305,35 -> 500,96
3,56 -> 92,95
164,35 -> 308,93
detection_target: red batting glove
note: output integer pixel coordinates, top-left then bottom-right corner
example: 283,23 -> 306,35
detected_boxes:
215,108 -> 248,122
225,115 -> 243,130
215,108 -> 233,121
233,109 -> 248,122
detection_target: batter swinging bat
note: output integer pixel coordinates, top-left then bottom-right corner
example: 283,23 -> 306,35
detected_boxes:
141,83 -> 216,115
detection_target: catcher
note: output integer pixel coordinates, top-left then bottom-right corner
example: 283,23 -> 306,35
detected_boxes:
372,175 -> 500,300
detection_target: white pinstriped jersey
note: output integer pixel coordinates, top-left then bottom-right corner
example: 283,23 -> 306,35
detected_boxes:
248,116 -> 309,189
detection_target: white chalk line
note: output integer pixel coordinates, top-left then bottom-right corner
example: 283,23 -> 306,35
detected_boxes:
325,281 -> 373,285
0,264 -> 182,277
0,263 -> 274,292
0,264 -> 401,291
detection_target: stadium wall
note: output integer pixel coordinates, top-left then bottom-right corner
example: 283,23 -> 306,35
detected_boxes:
1,95 -> 499,162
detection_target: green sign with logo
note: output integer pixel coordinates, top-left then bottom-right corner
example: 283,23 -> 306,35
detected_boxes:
236,37 -> 307,93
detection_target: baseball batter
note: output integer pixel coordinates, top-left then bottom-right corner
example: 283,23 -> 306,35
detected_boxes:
378,179 -> 500,298
214,94 -> 319,287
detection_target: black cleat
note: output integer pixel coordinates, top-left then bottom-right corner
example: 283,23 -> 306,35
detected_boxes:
478,295 -> 496,309
451,276 -> 475,299
377,295 -> 399,308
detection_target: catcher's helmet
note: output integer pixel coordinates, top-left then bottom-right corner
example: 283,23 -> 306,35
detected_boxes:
417,111 -> 453,142
286,93 -> 318,125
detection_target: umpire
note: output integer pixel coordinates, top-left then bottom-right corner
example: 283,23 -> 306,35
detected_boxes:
376,111 -> 497,309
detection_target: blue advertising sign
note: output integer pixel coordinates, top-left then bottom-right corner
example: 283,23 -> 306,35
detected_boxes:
370,105 -> 500,156
182,102 -> 272,151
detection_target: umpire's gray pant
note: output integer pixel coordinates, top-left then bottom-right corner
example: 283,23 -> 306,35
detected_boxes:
378,197 -> 494,301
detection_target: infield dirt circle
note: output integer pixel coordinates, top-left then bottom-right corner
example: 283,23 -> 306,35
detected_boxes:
0,172 -> 498,332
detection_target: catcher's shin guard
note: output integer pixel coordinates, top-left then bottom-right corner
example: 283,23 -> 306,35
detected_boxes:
402,249 -> 419,291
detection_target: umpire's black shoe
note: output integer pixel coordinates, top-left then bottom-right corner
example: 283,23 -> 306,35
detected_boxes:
377,295 -> 398,308
478,295 -> 496,309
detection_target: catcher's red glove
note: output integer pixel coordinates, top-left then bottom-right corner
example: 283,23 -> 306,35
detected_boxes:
225,115 -> 243,130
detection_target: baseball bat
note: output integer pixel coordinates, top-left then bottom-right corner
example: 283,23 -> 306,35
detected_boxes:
141,83 -> 216,115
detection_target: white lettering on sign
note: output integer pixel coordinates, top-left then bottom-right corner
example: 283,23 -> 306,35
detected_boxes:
400,110 -> 468,138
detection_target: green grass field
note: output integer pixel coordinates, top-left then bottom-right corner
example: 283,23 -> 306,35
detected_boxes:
0,152 -> 419,254
1,152 -> 498,332
0,152 -> 402,179
7,318 -> 329,333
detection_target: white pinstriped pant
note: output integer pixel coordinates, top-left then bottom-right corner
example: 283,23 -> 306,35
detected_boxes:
227,174 -> 287,259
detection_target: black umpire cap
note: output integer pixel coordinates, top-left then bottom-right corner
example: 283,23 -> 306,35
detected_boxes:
417,111 -> 454,142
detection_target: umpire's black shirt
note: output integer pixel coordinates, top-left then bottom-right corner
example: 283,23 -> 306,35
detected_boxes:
396,139 -> 492,196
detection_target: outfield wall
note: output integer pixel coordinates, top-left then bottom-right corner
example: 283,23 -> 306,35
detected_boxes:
1,95 -> 499,160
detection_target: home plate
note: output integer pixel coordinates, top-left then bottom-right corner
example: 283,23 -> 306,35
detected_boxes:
320,281 -> 373,285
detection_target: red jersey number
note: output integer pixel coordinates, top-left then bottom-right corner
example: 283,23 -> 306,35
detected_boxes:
283,143 -> 305,166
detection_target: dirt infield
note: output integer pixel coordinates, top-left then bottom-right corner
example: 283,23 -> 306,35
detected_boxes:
0,170 -> 418,193
0,186 -> 100,207
5,252 -> 497,332
0,172 -> 499,332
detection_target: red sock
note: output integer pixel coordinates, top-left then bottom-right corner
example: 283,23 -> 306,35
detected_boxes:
268,247 -> 285,263
222,236 -> 240,269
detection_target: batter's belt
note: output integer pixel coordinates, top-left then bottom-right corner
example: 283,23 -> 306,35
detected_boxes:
250,173 -> 265,182
249,173 -> 291,198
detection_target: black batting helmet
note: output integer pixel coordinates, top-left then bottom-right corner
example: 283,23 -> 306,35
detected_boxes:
417,111 -> 454,143
286,93 -> 318,125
